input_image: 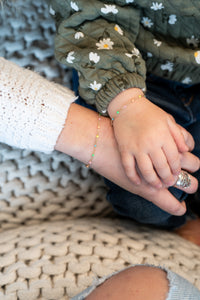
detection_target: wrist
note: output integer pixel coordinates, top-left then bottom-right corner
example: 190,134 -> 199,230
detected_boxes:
55,104 -> 94,161
55,104 -> 110,167
108,88 -> 144,119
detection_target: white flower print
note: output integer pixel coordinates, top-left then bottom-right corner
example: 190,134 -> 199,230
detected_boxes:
153,39 -> 162,47
114,24 -> 123,35
141,17 -> 153,28
74,32 -> 84,39
125,48 -> 140,58
126,0 -> 134,3
168,14 -> 177,25
66,51 -> 75,64
150,2 -> 164,10
101,5 -> 118,14
70,1 -> 79,11
49,6 -> 55,15
89,52 -> 100,63
160,61 -> 174,72
186,35 -> 199,48
90,81 -> 102,91
96,38 -> 114,50
182,77 -> 192,84
147,52 -> 153,57
194,51 -> 200,64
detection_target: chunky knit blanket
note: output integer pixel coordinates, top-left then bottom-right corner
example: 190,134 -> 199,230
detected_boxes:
0,1 -> 200,299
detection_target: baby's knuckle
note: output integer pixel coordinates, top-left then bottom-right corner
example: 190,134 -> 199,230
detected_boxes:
156,162 -> 168,172
149,179 -> 159,187
125,169 -> 138,184
123,163 -> 133,176
141,167 -> 152,177
120,151 -> 129,162
119,146 -> 128,155
140,138 -> 152,149
170,155 -> 180,167
129,175 -> 139,184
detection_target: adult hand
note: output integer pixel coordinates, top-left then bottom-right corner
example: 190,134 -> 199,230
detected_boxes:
101,150 -> 199,216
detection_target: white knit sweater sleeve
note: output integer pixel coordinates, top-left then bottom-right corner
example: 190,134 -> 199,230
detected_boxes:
0,57 -> 77,153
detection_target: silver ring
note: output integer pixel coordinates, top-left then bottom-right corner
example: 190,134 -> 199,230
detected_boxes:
175,171 -> 191,188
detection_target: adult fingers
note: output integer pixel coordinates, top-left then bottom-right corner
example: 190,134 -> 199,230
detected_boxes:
137,173 -> 197,216
180,152 -> 200,173
138,185 -> 186,216
173,172 -> 198,194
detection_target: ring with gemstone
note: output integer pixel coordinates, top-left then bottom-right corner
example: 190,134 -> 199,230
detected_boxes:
175,170 -> 191,188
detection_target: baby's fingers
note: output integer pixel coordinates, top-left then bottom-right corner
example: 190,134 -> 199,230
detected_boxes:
136,154 -> 163,188
162,138 -> 181,176
180,152 -> 200,173
121,152 -> 141,185
150,149 -> 176,186
145,187 -> 187,216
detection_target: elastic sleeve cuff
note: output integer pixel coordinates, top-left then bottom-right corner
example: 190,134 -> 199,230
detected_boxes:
95,72 -> 146,116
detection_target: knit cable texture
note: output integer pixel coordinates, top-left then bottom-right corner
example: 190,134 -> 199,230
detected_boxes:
0,1 -> 200,299
1,218 -> 200,299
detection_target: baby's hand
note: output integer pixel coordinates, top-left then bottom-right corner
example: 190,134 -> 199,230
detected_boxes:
108,89 -> 190,188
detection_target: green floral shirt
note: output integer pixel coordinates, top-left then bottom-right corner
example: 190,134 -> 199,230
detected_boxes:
48,0 -> 200,115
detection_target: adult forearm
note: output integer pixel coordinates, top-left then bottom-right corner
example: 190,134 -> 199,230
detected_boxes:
55,103 -> 138,190
55,103 -> 122,179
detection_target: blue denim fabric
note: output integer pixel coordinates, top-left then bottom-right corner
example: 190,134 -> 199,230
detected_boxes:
71,265 -> 200,300
73,70 -> 200,229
